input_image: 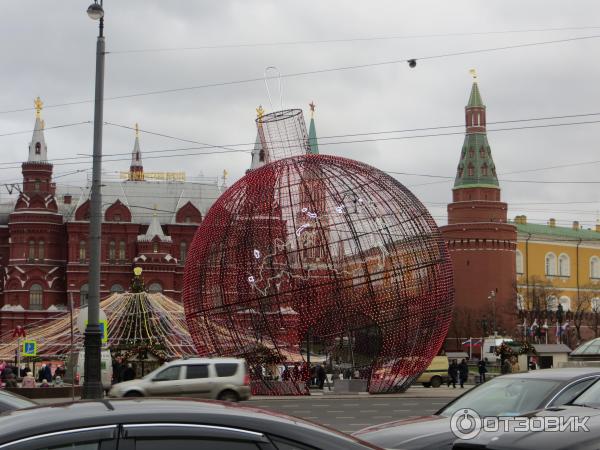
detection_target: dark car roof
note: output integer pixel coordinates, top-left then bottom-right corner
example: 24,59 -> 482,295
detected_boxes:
0,398 -> 376,449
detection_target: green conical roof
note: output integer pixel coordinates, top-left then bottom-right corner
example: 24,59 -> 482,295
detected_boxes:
467,82 -> 484,107
453,133 -> 499,189
308,116 -> 319,154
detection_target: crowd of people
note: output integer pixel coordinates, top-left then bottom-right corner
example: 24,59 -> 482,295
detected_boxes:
0,361 -> 67,388
111,356 -> 136,384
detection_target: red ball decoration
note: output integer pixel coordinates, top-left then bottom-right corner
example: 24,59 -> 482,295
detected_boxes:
183,154 -> 454,394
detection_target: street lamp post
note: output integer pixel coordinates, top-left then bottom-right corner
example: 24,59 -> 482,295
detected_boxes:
83,0 -> 105,399
488,290 -> 497,337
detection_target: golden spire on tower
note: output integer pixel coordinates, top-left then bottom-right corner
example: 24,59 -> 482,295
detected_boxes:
469,68 -> 478,81
135,122 -> 139,138
256,105 -> 265,123
309,101 -> 316,118
34,97 -> 43,118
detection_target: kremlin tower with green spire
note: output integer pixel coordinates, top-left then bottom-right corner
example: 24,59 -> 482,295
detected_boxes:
440,72 -> 517,342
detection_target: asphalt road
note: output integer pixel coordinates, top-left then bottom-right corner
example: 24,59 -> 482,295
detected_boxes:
247,396 -> 451,433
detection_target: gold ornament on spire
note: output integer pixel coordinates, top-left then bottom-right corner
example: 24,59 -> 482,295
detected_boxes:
34,97 -> 43,118
469,68 -> 478,81
135,122 -> 139,138
222,169 -> 228,180
309,101 -> 316,118
256,105 -> 265,123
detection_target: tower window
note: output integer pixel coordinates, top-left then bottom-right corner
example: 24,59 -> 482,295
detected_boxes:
28,240 -> 36,261
136,152 -> 140,161
38,240 -> 45,260
29,284 -> 43,310
180,241 -> 188,264
34,180 -> 40,192
119,240 -> 126,261
259,149 -> 265,162
467,164 -> 474,177
479,148 -> 485,158
153,242 -> 159,253
109,240 -> 116,262
79,240 -> 87,262
35,142 -> 41,155
481,163 -> 488,176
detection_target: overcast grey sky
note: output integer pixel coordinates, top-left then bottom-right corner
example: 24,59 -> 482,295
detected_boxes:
3,1 -> 600,228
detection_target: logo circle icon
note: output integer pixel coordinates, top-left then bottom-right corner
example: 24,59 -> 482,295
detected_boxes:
450,408 -> 482,440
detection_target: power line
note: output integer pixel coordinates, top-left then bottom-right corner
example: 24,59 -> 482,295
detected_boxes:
0,121 -> 91,137
109,26 -> 600,54
3,34 -> 600,115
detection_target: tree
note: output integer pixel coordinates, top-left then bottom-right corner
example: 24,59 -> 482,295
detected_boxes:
518,276 -> 560,343
577,283 -> 600,340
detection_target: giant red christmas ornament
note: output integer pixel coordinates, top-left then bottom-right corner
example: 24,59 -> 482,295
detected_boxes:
183,154 -> 454,394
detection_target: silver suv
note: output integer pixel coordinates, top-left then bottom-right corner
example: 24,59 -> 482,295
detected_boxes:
108,357 -> 251,402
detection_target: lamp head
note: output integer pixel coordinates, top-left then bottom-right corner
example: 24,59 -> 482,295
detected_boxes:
87,2 -> 104,20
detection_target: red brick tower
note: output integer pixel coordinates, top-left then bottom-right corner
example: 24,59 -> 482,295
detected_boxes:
440,74 -> 517,340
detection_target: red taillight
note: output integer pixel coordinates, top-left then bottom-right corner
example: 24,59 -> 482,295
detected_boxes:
243,373 -> 250,385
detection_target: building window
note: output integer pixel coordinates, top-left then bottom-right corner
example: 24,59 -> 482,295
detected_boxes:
38,240 -> 45,261
148,282 -> 162,293
457,166 -> 463,178
153,242 -> 159,253
592,298 -> 600,312
79,240 -> 86,262
185,216 -> 191,223
469,148 -> 474,158
28,240 -> 36,261
517,294 -> 525,311
119,240 -> 126,261
80,284 -> 89,307
110,284 -> 124,294
259,149 -> 265,162
545,252 -> 557,276
559,296 -> 571,312
546,295 -> 558,311
516,250 -> 524,275
109,240 -> 116,262
35,142 -> 41,155
467,164 -> 474,177
114,214 -> 121,222
558,253 -> 570,277
481,163 -> 488,176
180,241 -> 187,264
591,256 -> 600,279
29,284 -> 43,310
479,148 -> 485,158
34,179 -> 40,192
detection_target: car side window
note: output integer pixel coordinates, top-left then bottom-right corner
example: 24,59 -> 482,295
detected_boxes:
134,439 -> 259,449
549,378 -> 597,406
215,363 -> 239,377
186,365 -> 209,379
43,443 -> 100,450
270,436 -> 317,449
153,366 -> 181,382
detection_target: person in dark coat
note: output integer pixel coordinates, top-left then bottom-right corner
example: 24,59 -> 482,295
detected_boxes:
38,365 -> 46,383
478,358 -> 488,383
43,364 -> 52,382
501,357 -> 512,374
122,363 -> 135,381
447,360 -> 458,388
4,372 -> 17,388
458,359 -> 469,388
316,364 -> 326,390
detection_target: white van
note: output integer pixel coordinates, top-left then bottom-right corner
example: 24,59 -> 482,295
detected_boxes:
65,349 -> 113,391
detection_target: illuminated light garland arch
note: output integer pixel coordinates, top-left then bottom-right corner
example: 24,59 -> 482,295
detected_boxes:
183,154 -> 454,394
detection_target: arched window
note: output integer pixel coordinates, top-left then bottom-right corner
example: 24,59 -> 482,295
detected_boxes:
558,253 -> 570,277
119,241 -> 126,261
80,284 -> 89,307
28,240 -> 36,261
467,164 -> 474,177
180,241 -> 187,264
35,142 -> 41,155
457,166 -> 464,178
108,240 -> 116,262
469,148 -> 475,158
591,256 -> 600,279
559,296 -> 571,312
481,163 -> 488,176
110,284 -> 124,293
38,240 -> 45,260
592,298 -> 600,312
153,242 -> 159,253
148,282 -> 162,293
547,295 -> 558,311
259,149 -> 265,162
517,294 -> 525,311
29,284 -> 43,310
516,250 -> 524,275
479,148 -> 486,158
545,252 -> 557,276
79,240 -> 86,263
34,179 -> 40,192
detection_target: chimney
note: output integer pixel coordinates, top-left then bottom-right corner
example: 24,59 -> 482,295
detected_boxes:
63,194 -> 72,205
573,221 -> 580,230
549,218 -> 556,227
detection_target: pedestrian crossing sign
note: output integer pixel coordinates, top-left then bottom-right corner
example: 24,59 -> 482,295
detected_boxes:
22,340 -> 37,356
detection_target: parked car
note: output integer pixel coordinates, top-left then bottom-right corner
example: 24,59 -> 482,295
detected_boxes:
0,398 -> 382,449
108,357 -> 251,401
0,390 -> 36,413
416,355 -> 449,387
353,368 -> 600,449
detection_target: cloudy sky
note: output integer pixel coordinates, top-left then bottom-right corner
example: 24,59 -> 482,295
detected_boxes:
3,1 -> 600,228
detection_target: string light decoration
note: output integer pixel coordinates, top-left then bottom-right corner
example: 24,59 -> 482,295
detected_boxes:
0,292 -> 197,361
183,154 -> 454,394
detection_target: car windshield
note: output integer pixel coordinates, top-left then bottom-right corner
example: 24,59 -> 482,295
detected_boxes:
440,377 -> 561,417
571,379 -> 600,407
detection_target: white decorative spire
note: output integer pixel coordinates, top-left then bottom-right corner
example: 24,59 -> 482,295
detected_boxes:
137,206 -> 172,243
131,123 -> 143,168
28,97 -> 48,162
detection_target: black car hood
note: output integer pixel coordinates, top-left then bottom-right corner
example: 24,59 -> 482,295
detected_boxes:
353,415 -> 456,450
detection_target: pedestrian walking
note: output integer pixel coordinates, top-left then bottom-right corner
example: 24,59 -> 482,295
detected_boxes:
478,358 -> 487,383
122,363 -> 135,381
21,372 -> 36,388
316,364 -> 326,390
458,359 -> 469,388
447,360 -> 458,388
